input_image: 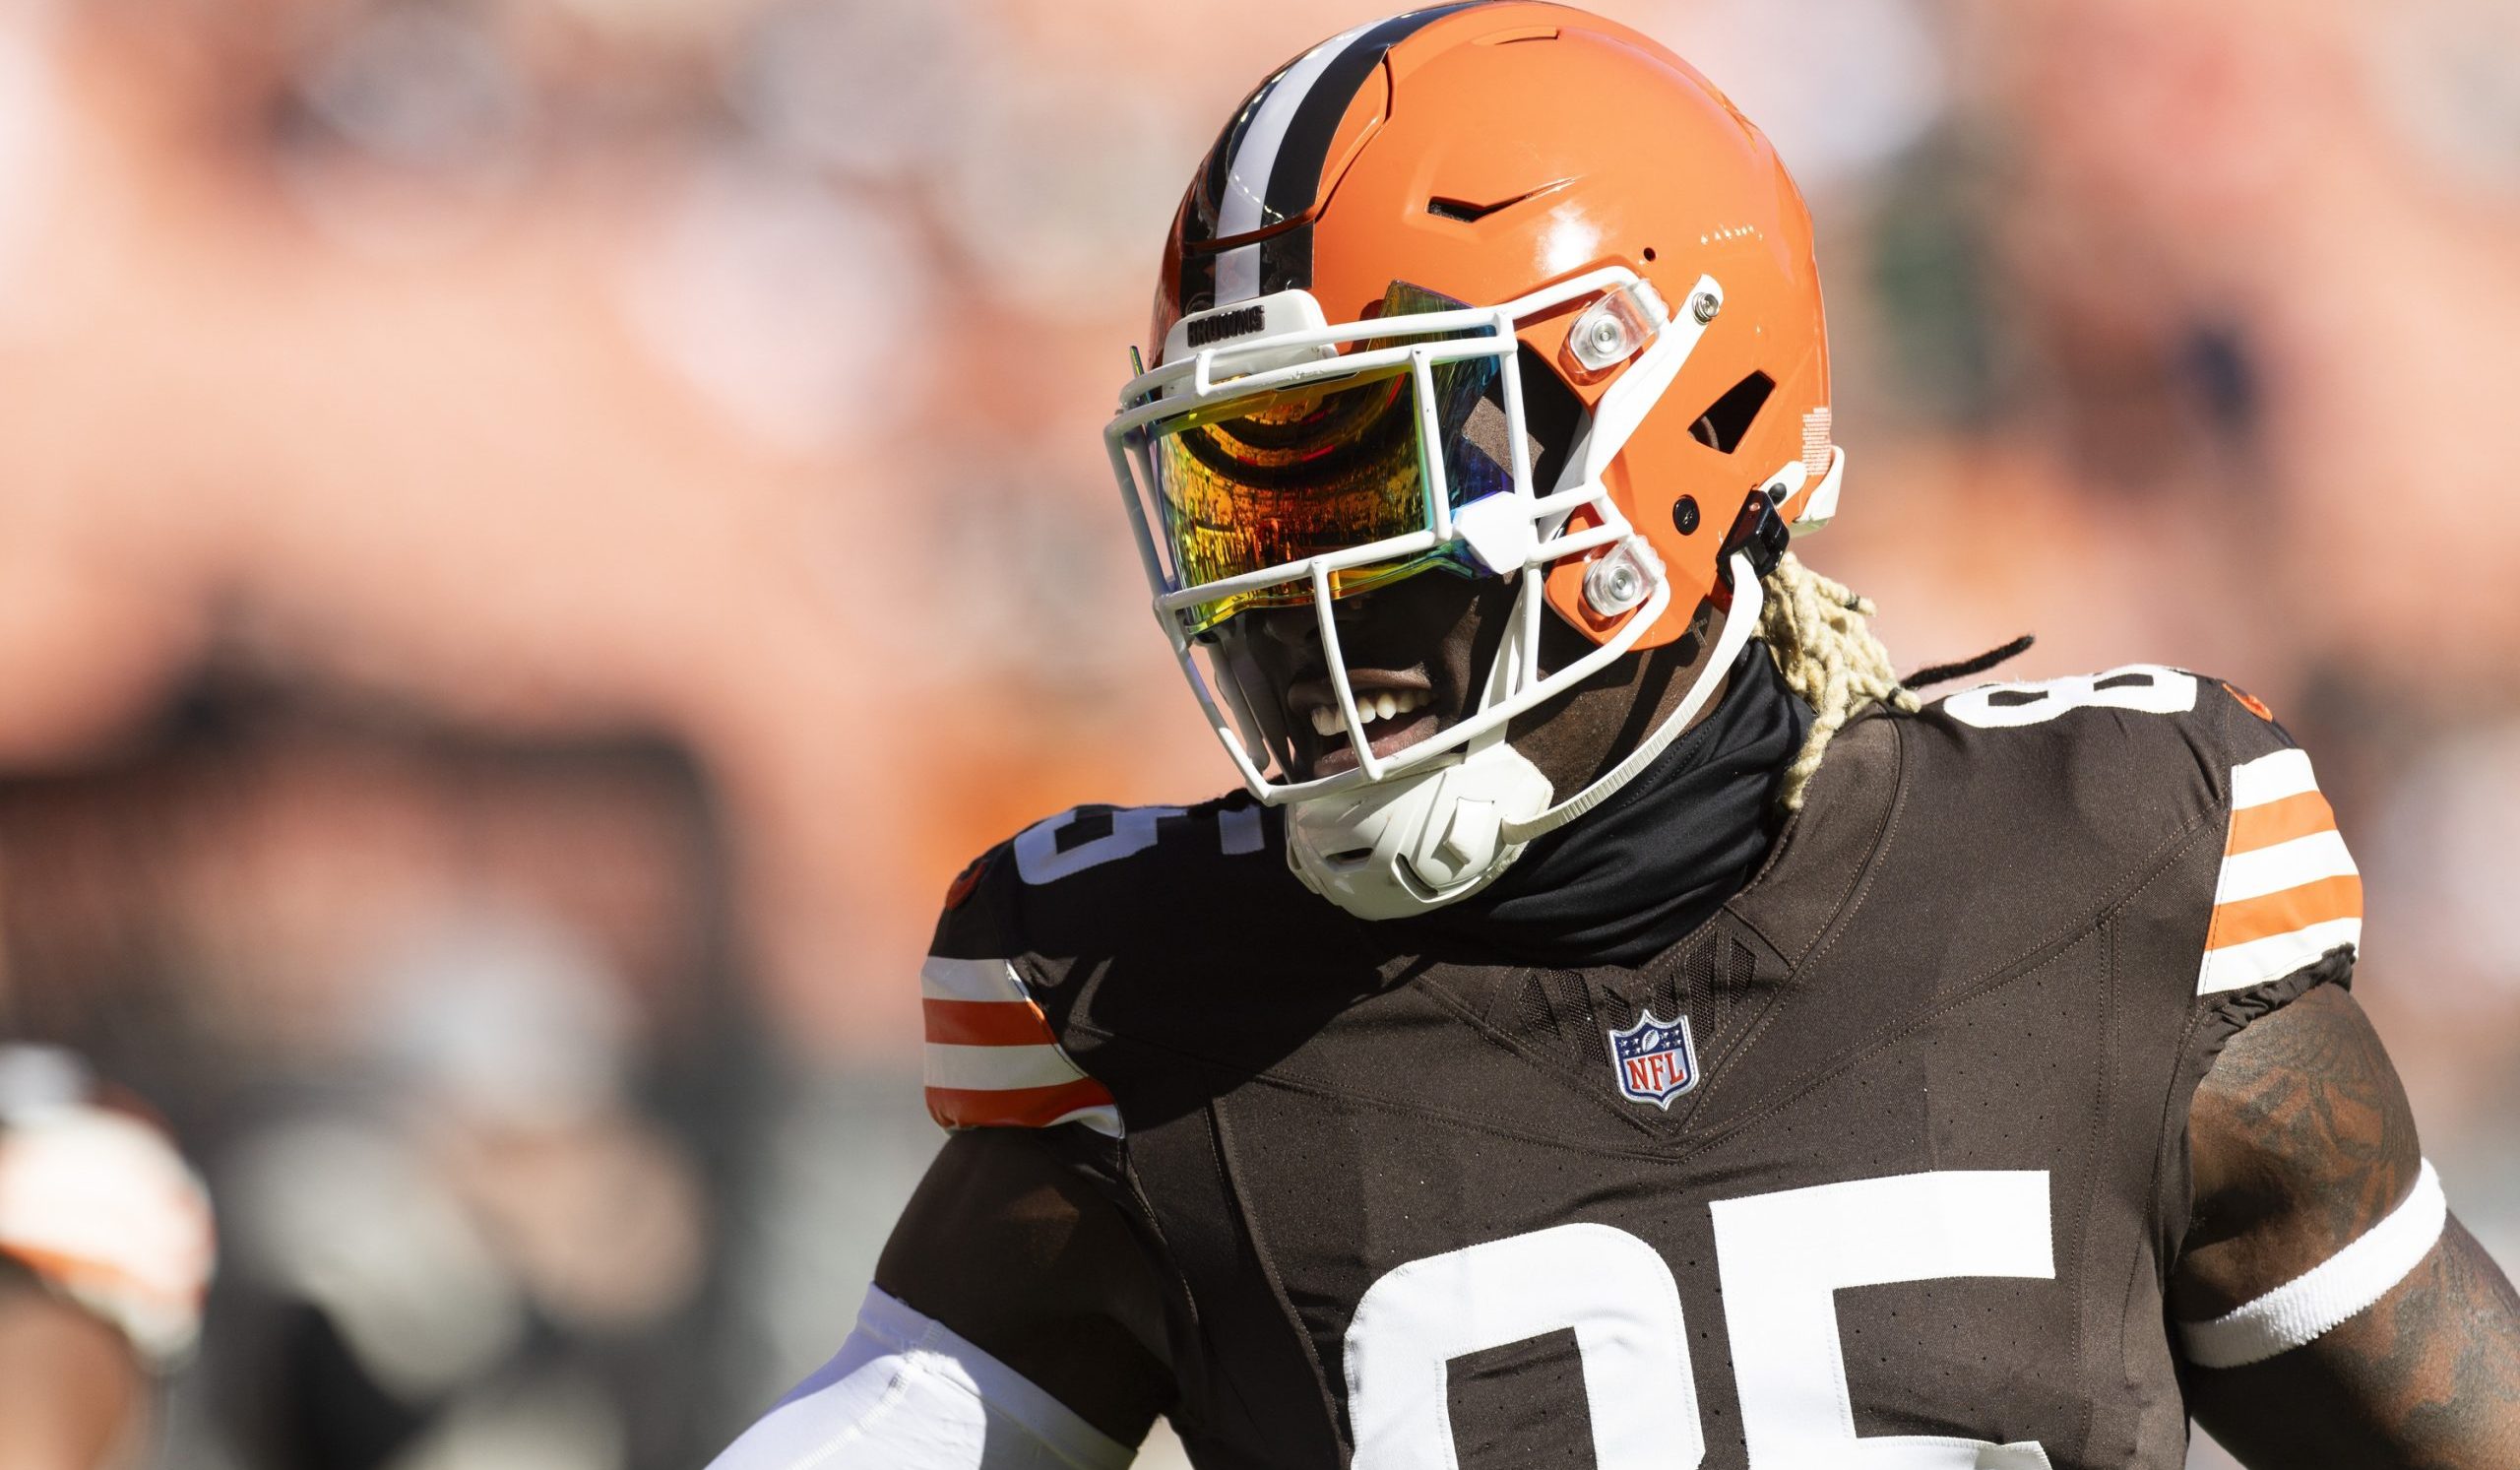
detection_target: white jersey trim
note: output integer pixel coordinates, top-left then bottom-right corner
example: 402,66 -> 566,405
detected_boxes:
2212,830 -> 2357,907
2227,746 -> 2316,807
2178,1158 -> 2447,1370
707,1286 -> 1133,1469
2195,919 -> 2365,997
920,956 -> 1031,1004
923,1043 -> 1095,1094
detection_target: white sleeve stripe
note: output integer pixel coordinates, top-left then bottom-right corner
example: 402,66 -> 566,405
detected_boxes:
2196,917 -> 2362,994
2187,918 -> 2359,998
1042,1103 -> 1125,1134
2213,830 -> 2359,905
2230,747 -> 2318,808
2179,1159 -> 2446,1370
921,1043 -> 1090,1092
709,1286 -> 1133,1470
920,957 -> 1028,1004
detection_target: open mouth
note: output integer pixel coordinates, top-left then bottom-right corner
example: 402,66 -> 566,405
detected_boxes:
1291,678 -> 1443,776
1306,686 -> 1434,737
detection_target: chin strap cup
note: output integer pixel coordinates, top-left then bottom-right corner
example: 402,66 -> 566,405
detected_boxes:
1285,738 -> 1553,922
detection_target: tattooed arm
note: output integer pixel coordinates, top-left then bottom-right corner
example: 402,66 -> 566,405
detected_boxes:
2175,982 -> 2520,1468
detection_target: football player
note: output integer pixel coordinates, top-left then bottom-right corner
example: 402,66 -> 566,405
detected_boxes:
713,6 -> 2520,1467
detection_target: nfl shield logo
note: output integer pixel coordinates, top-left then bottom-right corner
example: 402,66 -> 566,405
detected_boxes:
1606,1009 -> 1701,1109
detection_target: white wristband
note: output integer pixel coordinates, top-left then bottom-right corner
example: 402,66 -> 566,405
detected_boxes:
2179,1157 -> 2447,1370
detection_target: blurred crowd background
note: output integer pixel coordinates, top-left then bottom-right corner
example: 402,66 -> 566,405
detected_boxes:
0,0 -> 2512,1466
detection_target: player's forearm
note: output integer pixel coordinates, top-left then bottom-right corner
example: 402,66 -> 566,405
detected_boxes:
2189,1215 -> 2520,1469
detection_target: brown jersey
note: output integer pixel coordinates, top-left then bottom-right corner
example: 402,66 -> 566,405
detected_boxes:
918,667 -> 2362,1469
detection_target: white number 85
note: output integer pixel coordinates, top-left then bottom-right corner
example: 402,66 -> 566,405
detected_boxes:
1343,1171 -> 2057,1470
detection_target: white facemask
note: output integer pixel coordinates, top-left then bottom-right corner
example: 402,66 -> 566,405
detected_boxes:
1283,563 -> 1762,921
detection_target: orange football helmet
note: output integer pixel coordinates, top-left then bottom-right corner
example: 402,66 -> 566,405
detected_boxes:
1104,2 -> 1838,917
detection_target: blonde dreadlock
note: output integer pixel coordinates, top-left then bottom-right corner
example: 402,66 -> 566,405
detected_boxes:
1756,549 -> 1918,810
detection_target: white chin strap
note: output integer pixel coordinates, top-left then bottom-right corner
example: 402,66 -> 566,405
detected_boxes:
1288,554 -> 1764,921
1283,733 -> 1553,922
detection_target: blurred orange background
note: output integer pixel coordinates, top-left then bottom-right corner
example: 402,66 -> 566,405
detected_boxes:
0,1 -> 2513,1465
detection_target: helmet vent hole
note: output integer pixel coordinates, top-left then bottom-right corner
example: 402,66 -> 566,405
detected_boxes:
1424,183 -> 1565,224
1688,371 -> 1775,454
1429,192 -> 1544,224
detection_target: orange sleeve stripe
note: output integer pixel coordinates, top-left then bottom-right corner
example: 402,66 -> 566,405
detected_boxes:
2227,790 -> 2340,855
2207,874 -> 2365,949
0,1242 -> 199,1310
922,996 -> 1060,1049
924,1077 -> 1115,1130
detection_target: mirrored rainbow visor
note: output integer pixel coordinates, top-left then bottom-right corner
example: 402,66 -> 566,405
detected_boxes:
1137,283 -> 1509,635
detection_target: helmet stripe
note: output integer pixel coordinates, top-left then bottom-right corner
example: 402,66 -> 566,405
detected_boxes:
1256,5 -> 1479,227
1210,3 -> 1479,303
1196,61 -> 1294,244
1209,19 -> 1377,302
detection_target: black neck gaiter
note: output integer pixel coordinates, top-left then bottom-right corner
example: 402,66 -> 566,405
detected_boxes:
1402,640 -> 1812,970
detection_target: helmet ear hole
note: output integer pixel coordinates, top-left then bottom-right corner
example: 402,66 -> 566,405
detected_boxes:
1689,371 -> 1776,454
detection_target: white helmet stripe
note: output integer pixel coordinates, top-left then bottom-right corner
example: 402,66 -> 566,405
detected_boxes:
1212,20 -> 1376,303
1208,6 -> 1482,304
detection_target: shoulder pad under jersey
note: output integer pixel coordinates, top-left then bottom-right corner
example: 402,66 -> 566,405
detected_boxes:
918,793 -> 1291,1137
1913,665 -> 2359,997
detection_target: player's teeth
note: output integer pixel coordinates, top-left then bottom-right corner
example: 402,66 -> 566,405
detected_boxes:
1311,689 -> 1438,738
